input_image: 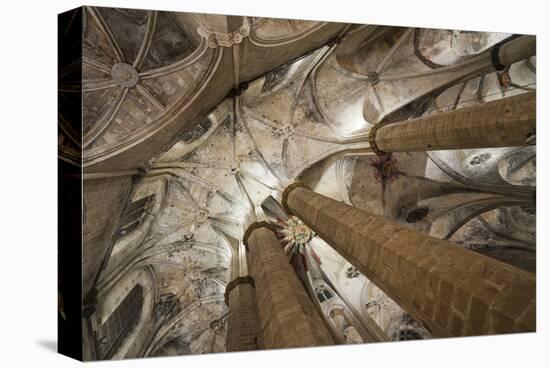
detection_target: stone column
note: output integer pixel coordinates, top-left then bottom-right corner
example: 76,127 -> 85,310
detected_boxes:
225,276 -> 263,352
244,222 -> 335,348
496,35 -> 536,68
369,92 -> 535,154
282,185 -> 536,337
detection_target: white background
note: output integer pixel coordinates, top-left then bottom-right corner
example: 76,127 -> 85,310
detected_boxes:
0,0 -> 547,366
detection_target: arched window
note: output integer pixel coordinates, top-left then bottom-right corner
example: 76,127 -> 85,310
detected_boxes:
315,285 -> 333,303
397,328 -> 423,341
95,285 -> 144,359
114,196 -> 153,241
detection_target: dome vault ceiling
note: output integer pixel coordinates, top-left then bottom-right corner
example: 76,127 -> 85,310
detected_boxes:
59,7 -> 346,170
59,6 -> 536,360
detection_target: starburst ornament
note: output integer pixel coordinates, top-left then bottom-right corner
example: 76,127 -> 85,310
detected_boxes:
278,216 -> 313,255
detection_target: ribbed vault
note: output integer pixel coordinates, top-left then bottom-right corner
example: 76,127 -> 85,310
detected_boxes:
70,7 -> 536,360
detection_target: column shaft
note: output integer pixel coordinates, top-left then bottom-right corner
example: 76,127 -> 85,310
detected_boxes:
498,35 -> 536,66
284,186 -> 535,337
374,92 -> 535,153
225,277 -> 262,352
245,224 -> 334,348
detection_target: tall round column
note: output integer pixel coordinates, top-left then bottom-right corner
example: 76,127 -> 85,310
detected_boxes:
370,92 -> 535,154
283,184 -> 535,337
244,222 -> 334,348
225,276 -> 263,352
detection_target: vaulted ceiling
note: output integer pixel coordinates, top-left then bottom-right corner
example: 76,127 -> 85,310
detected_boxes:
63,7 -> 536,359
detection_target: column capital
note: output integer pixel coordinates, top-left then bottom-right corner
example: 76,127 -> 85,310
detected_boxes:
224,275 -> 255,306
281,182 -> 309,215
242,221 -> 278,251
367,123 -> 388,157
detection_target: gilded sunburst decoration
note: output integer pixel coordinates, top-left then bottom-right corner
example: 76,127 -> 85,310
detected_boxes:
277,216 -> 314,255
